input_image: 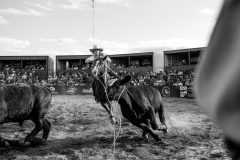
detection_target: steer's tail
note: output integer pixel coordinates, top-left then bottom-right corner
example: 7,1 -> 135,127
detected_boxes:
158,102 -> 167,133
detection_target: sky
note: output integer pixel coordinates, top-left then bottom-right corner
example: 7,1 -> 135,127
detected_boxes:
0,0 -> 224,59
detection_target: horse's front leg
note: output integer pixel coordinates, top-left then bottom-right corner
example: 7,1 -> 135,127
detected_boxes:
101,102 -> 116,124
107,102 -> 119,124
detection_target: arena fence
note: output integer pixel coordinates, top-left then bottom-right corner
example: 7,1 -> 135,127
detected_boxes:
46,84 -> 194,98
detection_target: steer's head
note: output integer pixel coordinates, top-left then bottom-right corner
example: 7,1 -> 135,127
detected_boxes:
107,75 -> 131,100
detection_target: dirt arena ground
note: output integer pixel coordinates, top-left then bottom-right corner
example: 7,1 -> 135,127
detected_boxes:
0,95 -> 231,160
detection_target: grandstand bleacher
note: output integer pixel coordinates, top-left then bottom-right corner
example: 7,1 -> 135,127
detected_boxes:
164,47 -> 205,72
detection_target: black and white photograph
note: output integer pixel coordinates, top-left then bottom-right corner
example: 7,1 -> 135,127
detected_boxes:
0,0 -> 240,159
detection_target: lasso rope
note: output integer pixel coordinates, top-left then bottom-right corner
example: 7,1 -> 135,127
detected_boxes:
111,85 -> 125,160
95,73 -> 125,160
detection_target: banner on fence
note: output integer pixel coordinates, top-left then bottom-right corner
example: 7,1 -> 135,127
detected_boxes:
179,85 -> 194,98
47,85 -> 93,95
153,85 -> 179,97
46,84 -> 194,98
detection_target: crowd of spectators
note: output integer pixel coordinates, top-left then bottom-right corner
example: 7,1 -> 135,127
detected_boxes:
1,62 -> 46,71
0,71 -> 40,84
46,71 -> 92,86
24,63 -> 45,70
168,59 -> 188,67
118,70 -> 195,87
0,69 -> 195,88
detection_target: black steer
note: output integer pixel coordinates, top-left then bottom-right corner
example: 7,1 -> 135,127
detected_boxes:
107,75 -> 167,142
0,84 -> 52,147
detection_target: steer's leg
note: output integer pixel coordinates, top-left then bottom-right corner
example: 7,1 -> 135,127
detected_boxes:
42,118 -> 51,140
0,106 -> 10,147
130,120 -> 161,142
142,130 -> 148,140
0,136 -> 10,148
142,119 -> 151,140
24,118 -> 43,143
158,103 -> 167,134
139,123 -> 161,142
147,107 -> 159,130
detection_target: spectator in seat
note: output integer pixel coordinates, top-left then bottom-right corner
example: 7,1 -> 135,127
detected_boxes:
16,72 -> 23,83
159,77 -> 166,86
22,72 -> 28,83
28,72 -> 33,84
0,72 -> 5,83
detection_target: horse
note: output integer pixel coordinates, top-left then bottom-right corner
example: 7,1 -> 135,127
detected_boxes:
90,56 -> 167,141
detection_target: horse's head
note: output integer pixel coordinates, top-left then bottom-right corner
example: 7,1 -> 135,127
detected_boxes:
86,54 -> 111,86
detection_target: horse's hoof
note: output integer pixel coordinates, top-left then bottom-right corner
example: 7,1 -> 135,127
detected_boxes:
110,117 -> 118,125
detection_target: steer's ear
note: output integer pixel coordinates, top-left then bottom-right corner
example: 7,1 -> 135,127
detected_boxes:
120,75 -> 131,85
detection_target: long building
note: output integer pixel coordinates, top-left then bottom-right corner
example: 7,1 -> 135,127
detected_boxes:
164,47 -> 205,72
0,56 -> 54,79
56,52 -> 163,74
109,52 -> 154,73
56,55 -> 90,75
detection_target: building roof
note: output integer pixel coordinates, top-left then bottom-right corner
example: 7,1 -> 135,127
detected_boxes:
164,47 -> 206,55
56,55 -> 91,60
108,52 -> 153,58
56,52 -> 153,60
0,56 -> 51,60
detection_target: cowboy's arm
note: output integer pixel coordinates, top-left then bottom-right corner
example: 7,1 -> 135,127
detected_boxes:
107,67 -> 120,79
